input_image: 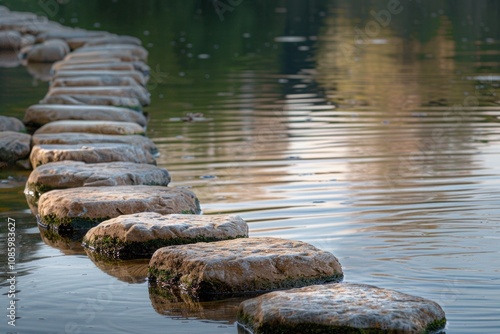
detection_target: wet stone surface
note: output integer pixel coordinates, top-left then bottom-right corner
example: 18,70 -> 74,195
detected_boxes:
237,283 -> 447,334
148,237 -> 343,300
83,213 -> 248,260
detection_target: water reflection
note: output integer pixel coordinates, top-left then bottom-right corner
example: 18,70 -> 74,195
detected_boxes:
0,1 -> 500,333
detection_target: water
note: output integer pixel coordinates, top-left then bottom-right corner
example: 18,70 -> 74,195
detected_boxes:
1,0 -> 500,333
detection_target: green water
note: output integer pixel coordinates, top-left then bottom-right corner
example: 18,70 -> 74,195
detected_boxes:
1,1 -> 500,333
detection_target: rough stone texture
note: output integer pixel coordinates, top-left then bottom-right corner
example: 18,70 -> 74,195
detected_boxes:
0,30 -> 22,50
51,75 -> 142,88
87,254 -> 149,283
0,115 -> 26,132
148,237 -> 343,299
25,39 -> 70,62
52,70 -> 147,85
150,287 -> 244,324
51,59 -> 149,75
45,85 -> 150,105
32,132 -> 158,155
84,213 -> 248,260
24,104 -> 147,128
64,50 -> 143,62
74,44 -> 148,62
29,143 -> 155,168
34,120 -> 145,136
37,185 -> 201,233
85,35 -> 142,47
0,131 -> 31,166
40,94 -> 143,111
25,160 -> 169,200
237,283 -> 447,334
52,62 -> 135,73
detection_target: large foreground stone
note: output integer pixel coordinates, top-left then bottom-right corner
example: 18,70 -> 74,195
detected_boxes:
45,86 -> 150,105
30,143 -> 155,168
0,115 -> 26,132
148,237 -> 343,299
237,283 -> 447,334
84,213 -> 248,260
25,161 -> 170,204
34,120 -> 145,135
24,104 -> 147,128
0,131 -> 30,167
32,132 -> 158,155
25,39 -> 70,62
37,185 -> 201,234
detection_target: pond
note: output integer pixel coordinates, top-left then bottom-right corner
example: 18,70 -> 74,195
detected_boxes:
1,0 -> 500,333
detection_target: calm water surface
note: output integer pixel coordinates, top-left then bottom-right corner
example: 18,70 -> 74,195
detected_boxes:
1,1 -> 500,333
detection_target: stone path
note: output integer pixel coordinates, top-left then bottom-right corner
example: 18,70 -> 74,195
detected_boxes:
0,5 -> 447,333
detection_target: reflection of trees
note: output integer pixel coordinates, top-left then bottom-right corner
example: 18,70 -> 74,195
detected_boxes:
313,0 -> 493,225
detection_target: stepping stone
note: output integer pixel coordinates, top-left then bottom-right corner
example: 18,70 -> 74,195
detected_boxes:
34,120 -> 145,136
74,44 -> 148,62
24,104 -> 148,128
32,132 -> 158,156
45,86 -> 150,105
64,50 -> 144,62
25,39 -> 70,62
148,237 -> 343,299
40,94 -> 143,111
37,185 -> 201,235
50,76 -> 142,89
0,30 -> 22,50
37,29 -> 109,43
0,115 -> 26,132
51,61 -> 149,75
52,69 -> 147,85
25,161 -> 170,204
84,35 -> 142,47
83,213 -> 248,260
0,131 -> 31,167
29,143 -> 155,168
237,283 -> 447,334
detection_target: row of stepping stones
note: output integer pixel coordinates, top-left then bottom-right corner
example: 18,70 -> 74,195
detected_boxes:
1,5 -> 446,333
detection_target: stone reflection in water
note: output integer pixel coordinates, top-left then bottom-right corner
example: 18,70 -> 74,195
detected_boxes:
149,286 -> 246,324
38,225 -> 86,256
85,250 -> 149,284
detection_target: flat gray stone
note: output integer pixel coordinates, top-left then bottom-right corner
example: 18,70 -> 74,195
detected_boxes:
237,283 -> 447,334
32,132 -> 158,155
45,86 -> 150,105
26,39 -> 70,62
50,75 -> 142,88
24,104 -> 147,128
64,50 -> 144,62
29,143 -> 155,168
40,94 -> 143,111
0,131 -> 30,166
0,30 -> 22,50
74,44 -> 148,62
37,185 -> 201,234
0,115 -> 26,132
25,161 -> 170,204
52,70 -> 147,86
83,213 -> 248,260
51,61 -> 149,74
148,237 -> 343,299
34,120 -> 145,136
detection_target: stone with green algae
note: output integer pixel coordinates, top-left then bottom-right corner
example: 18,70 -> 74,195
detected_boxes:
83,213 -> 248,260
237,283 -> 446,334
